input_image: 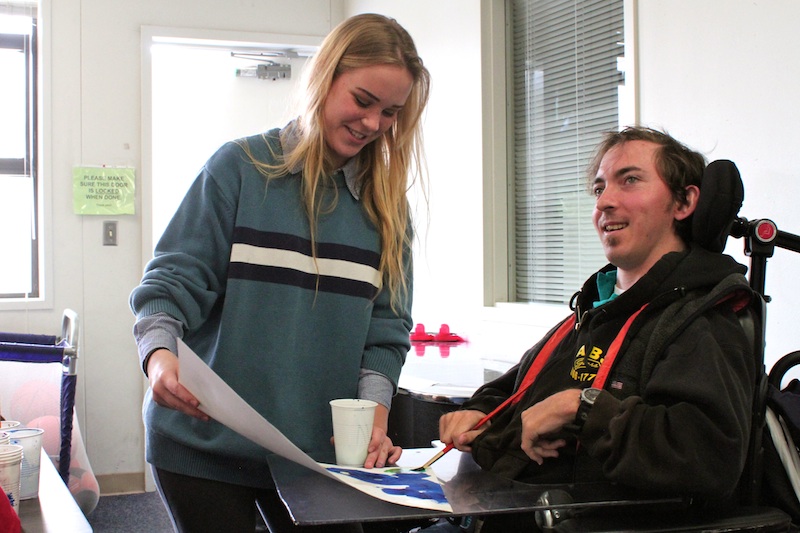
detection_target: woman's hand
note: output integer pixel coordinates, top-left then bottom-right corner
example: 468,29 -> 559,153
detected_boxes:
364,425 -> 401,468
363,403 -> 401,468
439,409 -> 488,452
364,404 -> 403,468
146,348 -> 210,421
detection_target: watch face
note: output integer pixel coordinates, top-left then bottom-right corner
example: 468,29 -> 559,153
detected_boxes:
582,387 -> 601,404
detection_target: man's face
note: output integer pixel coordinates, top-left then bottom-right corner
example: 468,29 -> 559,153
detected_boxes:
591,140 -> 694,287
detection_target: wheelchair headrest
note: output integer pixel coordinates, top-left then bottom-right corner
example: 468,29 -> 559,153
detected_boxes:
692,159 -> 744,253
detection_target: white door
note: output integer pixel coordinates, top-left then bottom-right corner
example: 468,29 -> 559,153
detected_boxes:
142,27 -> 317,256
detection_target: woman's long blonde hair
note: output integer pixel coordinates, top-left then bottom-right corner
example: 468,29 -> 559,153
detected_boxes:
248,13 -> 430,311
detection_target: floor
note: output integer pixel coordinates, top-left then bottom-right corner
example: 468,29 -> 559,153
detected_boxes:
86,491 -> 172,533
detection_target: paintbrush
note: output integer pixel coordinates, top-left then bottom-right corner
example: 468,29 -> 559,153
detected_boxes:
412,442 -> 455,472
412,399 -> 511,471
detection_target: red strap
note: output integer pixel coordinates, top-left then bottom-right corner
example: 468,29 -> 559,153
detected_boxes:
714,289 -> 752,313
492,289 -> 745,423
511,316 -> 576,405
510,303 -> 648,406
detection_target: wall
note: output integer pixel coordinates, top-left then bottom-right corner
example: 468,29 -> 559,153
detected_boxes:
343,0 -> 486,347
636,0 -> 800,370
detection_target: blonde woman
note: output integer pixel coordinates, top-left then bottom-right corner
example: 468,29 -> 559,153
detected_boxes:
130,13 -> 430,532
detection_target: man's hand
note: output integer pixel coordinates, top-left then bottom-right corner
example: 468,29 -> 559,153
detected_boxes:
146,349 -> 210,421
520,389 -> 581,464
439,409 -> 488,452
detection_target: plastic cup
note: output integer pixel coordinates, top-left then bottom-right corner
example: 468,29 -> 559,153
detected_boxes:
0,444 -> 23,514
329,399 -> 377,466
6,427 -> 44,499
0,432 -> 8,446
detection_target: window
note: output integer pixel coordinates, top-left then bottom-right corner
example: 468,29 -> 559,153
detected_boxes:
510,0 -> 625,304
0,7 -> 39,299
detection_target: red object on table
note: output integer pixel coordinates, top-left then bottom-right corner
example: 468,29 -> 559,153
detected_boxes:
433,324 -> 465,342
0,490 -> 21,533
410,323 -> 434,341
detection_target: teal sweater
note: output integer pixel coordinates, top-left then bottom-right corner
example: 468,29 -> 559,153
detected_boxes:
129,125 -> 412,488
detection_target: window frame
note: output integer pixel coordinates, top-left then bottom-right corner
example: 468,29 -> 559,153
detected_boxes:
481,0 -> 637,314
0,14 -> 39,299
0,2 -> 51,309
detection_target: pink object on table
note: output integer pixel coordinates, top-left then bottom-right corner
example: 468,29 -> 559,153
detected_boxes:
433,324 -> 465,342
410,323 -> 434,342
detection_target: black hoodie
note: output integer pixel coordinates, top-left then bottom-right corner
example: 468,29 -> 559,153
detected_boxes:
462,245 -> 755,501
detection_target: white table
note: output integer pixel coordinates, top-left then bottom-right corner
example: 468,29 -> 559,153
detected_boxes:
19,450 -> 92,533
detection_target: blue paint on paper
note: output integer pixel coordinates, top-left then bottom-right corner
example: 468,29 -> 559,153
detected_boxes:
327,467 -> 448,504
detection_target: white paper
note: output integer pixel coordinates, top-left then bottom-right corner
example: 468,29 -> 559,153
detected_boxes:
177,339 -> 328,476
177,339 -> 451,512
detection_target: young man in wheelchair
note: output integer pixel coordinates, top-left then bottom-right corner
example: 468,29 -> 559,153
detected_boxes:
439,127 -> 757,531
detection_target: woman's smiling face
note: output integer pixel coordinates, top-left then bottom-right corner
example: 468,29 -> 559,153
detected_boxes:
322,64 -> 414,168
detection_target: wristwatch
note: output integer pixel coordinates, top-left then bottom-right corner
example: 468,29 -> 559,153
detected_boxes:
574,387 -> 602,428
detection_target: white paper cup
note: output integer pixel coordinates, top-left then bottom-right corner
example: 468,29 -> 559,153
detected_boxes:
330,399 -> 377,466
6,427 -> 44,499
0,444 -> 23,514
0,432 -> 9,446
0,421 -> 21,430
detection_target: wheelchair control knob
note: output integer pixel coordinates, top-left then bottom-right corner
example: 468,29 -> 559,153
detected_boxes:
754,219 -> 777,243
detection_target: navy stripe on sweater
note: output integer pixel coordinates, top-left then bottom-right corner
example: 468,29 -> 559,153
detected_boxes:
228,227 -> 381,299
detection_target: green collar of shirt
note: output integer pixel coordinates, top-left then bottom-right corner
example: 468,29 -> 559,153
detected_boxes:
593,269 -> 619,308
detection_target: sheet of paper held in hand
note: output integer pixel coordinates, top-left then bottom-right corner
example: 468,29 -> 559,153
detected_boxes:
177,339 -> 452,512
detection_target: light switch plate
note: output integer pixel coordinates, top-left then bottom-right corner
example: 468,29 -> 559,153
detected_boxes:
103,221 -> 118,246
